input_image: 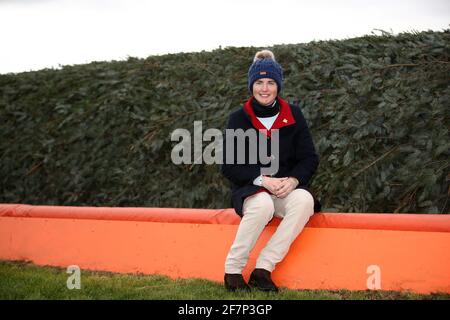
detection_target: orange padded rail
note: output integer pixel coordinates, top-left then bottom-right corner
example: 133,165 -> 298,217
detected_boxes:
0,204 -> 449,294
1,203 -> 449,232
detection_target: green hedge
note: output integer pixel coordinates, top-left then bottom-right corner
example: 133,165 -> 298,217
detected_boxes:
1,30 -> 449,213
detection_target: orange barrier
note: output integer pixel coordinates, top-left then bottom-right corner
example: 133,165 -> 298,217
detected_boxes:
1,203 -> 449,232
0,204 -> 449,294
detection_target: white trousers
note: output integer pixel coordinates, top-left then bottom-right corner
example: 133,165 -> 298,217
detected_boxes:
225,188 -> 314,274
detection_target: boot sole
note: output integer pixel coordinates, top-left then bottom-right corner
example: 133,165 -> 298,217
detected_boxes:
248,279 -> 279,292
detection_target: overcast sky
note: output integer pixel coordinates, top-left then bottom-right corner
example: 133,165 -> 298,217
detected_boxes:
0,0 -> 448,74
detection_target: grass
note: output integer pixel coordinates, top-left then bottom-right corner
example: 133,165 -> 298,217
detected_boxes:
0,260 -> 449,300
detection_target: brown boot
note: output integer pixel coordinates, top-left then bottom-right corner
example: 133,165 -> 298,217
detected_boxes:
248,268 -> 279,292
224,273 -> 250,292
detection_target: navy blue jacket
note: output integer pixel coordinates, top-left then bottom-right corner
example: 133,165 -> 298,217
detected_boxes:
221,96 -> 321,216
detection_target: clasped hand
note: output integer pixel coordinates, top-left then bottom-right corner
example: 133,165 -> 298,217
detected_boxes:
262,176 -> 299,199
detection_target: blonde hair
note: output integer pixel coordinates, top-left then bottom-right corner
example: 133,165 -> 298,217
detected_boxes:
253,49 -> 276,62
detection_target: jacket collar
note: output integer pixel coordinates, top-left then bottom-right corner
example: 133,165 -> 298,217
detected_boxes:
243,96 -> 296,137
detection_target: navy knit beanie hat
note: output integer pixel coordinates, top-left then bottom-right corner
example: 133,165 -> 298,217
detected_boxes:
248,50 -> 283,94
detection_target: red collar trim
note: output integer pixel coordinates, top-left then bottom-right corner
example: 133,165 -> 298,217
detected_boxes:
243,96 -> 296,137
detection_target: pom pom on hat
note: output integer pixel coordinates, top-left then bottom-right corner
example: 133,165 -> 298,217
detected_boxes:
253,49 -> 275,62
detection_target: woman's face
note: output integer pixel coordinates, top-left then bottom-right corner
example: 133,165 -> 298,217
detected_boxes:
252,78 -> 277,106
